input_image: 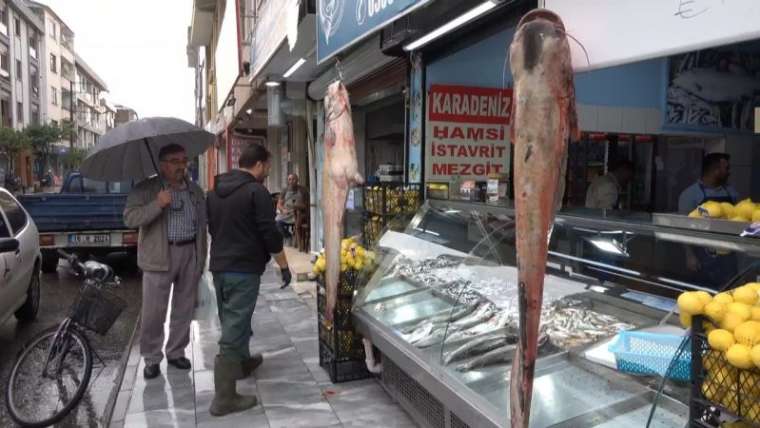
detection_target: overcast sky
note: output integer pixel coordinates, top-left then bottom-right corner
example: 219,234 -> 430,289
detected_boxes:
39,0 -> 195,122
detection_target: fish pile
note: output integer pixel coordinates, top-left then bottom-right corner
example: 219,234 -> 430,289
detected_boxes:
540,302 -> 634,349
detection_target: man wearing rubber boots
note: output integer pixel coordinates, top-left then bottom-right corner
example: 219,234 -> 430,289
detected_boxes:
206,143 -> 292,416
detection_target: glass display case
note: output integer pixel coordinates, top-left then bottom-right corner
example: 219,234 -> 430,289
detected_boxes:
352,200 -> 760,428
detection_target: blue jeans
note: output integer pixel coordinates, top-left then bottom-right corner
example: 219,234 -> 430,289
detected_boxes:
212,272 -> 261,361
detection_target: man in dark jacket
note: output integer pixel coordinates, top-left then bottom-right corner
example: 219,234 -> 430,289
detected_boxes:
206,143 -> 292,416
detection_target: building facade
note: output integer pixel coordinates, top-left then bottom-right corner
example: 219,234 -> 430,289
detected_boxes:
73,53 -> 107,149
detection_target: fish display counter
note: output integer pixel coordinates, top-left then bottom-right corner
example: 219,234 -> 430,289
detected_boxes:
352,200 -> 760,428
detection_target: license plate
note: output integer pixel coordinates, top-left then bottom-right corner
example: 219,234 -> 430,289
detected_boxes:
68,234 -> 110,246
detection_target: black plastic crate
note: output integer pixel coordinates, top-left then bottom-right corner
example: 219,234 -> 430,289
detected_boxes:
319,339 -> 371,383
690,315 -> 760,427
315,273 -> 371,383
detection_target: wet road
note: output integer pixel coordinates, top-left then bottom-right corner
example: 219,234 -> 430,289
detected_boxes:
0,256 -> 141,427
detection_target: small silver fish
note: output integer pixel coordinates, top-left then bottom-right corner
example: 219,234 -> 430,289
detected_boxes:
451,302 -> 497,330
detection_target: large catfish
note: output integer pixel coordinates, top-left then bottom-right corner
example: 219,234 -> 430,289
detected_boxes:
508,9 -> 579,428
323,81 -> 363,320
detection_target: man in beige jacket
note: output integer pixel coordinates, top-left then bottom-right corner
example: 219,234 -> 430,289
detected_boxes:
124,144 -> 208,379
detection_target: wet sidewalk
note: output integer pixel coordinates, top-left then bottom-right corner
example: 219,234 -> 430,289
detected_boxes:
109,257 -> 417,427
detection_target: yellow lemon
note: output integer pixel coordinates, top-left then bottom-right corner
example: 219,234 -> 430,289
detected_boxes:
742,402 -> 760,424
734,286 -> 759,305
721,388 -> 740,413
355,247 -> 366,258
680,312 -> 692,328
722,312 -> 745,332
750,345 -> 760,370
731,216 -> 748,222
678,292 -> 705,315
736,200 -> 756,221
702,201 -> 724,218
745,282 -> 760,292
340,263 -> 348,272
704,301 -> 727,322
714,293 -> 734,305
703,350 -> 722,372
695,291 -> 713,305
751,306 -> 760,322
712,362 -> 739,385
709,329 -> 736,351
753,209 -> 760,223
741,370 -> 760,399
721,202 -> 737,219
688,209 -> 702,218
726,344 -> 754,369
734,321 -> 760,347
727,302 -> 752,321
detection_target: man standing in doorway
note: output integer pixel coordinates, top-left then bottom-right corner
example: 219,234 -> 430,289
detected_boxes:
678,152 -> 738,213
124,144 -> 207,379
276,173 -> 308,240
206,144 -> 292,416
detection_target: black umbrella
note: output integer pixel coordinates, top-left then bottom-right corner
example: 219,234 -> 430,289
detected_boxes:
80,117 -> 214,181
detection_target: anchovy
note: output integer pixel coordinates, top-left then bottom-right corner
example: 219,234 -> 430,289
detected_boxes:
509,9 -> 580,428
402,321 -> 435,344
414,325 -> 449,348
443,334 -> 512,365
456,344 -> 518,372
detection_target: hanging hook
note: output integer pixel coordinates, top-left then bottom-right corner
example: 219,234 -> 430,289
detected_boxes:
334,57 -> 345,83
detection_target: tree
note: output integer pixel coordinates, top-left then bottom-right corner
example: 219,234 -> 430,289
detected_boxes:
0,127 -> 30,174
24,123 -> 65,177
63,147 -> 87,171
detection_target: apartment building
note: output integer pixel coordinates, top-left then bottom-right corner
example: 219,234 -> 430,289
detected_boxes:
114,103 -> 138,126
0,0 -> 44,186
28,1 -> 74,130
74,53 -> 107,149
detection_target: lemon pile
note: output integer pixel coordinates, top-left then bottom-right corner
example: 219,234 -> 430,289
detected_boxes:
678,284 -> 760,370
312,237 -> 377,275
688,199 -> 760,223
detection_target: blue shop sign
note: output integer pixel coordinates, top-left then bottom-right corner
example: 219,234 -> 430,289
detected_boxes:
317,0 -> 431,64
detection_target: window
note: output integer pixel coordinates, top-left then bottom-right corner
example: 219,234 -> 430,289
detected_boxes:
13,17 -> 18,37
51,119 -> 57,127
51,86 -> 57,105
0,191 -> 27,235
82,177 -> 106,193
0,208 -> 9,238
48,20 -> 56,40
16,101 -> 21,121
15,58 -> 20,80
0,50 -> 8,77
49,53 -> 56,73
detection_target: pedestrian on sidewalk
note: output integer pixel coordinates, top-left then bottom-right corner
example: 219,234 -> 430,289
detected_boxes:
275,173 -> 308,241
124,143 -> 208,380
206,143 -> 292,416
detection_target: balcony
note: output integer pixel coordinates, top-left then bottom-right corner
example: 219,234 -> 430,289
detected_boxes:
0,22 -> 7,38
28,45 -> 37,61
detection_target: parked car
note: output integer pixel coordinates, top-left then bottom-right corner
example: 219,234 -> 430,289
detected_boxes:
0,187 -> 41,326
17,172 -> 136,273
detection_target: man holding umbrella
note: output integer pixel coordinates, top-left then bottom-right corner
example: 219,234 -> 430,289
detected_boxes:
124,143 -> 208,379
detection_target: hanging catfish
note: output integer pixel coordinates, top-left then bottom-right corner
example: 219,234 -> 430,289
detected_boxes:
508,9 -> 579,428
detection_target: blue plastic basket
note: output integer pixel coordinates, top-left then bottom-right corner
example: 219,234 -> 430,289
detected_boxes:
608,331 -> 691,382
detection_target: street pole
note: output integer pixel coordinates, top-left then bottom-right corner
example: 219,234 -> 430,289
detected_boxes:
69,79 -> 74,149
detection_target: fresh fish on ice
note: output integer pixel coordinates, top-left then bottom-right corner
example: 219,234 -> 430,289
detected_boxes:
322,81 -> 364,320
455,344 -> 518,372
443,311 -> 513,345
451,302 -> 497,330
443,333 -> 513,365
508,9 -> 579,428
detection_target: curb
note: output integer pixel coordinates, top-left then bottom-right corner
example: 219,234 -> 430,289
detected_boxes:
102,313 -> 141,426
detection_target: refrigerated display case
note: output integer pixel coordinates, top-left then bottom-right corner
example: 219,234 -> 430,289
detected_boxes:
352,200 -> 760,428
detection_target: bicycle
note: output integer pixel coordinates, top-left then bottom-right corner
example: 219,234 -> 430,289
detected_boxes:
5,250 -> 125,427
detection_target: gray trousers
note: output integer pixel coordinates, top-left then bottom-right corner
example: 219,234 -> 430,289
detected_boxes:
140,243 -> 199,365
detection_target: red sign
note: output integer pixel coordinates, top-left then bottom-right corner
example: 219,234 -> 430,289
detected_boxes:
425,85 -> 512,181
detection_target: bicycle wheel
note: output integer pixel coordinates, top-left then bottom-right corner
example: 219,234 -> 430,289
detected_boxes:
5,326 -> 93,427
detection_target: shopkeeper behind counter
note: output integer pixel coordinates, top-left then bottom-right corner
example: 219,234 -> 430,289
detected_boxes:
677,152 -> 740,290
678,153 -> 738,214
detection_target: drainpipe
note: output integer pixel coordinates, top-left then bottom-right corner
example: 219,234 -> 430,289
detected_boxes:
362,338 -> 382,374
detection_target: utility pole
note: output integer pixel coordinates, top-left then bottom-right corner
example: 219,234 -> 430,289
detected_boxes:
69,79 -> 74,148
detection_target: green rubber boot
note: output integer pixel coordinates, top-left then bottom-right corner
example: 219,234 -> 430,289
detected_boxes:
209,355 -> 258,416
242,353 -> 263,378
